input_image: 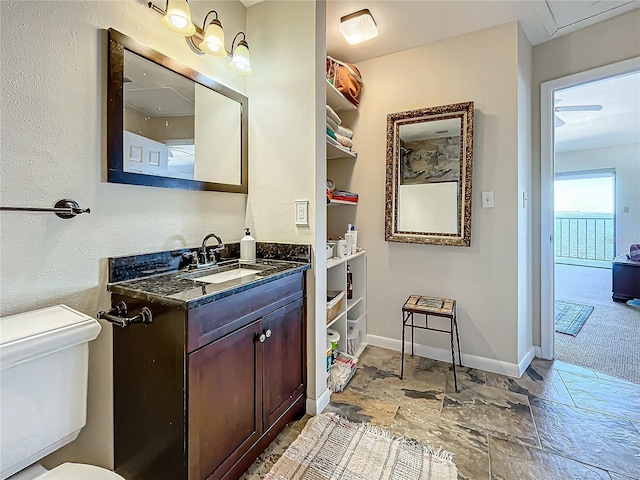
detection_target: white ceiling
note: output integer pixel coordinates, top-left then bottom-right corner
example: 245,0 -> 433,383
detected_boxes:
324,0 -> 639,152
554,71 -> 640,152
326,0 -> 640,64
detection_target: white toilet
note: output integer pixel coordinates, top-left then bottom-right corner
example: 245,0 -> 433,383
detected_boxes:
0,305 -> 124,480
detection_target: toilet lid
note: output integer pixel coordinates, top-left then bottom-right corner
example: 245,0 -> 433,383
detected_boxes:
39,463 -> 125,480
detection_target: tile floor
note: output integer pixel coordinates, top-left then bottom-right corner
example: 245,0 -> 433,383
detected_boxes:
242,346 -> 640,480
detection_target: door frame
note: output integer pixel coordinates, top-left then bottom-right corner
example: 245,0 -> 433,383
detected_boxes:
539,56 -> 640,359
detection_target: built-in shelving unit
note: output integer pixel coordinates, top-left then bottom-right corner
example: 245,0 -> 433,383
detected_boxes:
326,250 -> 367,361
327,199 -> 357,207
326,80 -> 357,113
326,140 -> 357,160
325,75 -> 366,392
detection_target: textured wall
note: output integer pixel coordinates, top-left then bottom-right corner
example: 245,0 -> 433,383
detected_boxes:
0,0 -> 246,469
328,22 -> 524,367
245,0 -> 326,407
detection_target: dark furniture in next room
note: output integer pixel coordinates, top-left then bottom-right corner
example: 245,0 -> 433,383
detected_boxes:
612,254 -> 640,302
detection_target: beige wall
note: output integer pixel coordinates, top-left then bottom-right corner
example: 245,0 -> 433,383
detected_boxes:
1,0 -> 319,469
329,22 -> 527,370
245,0 -> 327,408
531,9 -> 640,345
517,25 -> 534,361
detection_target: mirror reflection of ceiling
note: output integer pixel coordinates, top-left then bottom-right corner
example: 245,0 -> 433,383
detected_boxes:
554,71 -> 640,153
400,118 -> 461,142
124,51 -> 194,117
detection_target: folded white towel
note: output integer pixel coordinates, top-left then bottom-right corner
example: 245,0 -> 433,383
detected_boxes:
326,116 -> 340,132
326,104 -> 342,126
337,125 -> 353,139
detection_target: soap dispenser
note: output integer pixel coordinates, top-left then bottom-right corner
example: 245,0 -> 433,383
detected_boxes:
240,227 -> 256,262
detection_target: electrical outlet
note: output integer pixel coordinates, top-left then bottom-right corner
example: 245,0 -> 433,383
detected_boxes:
481,191 -> 494,208
295,200 -> 308,226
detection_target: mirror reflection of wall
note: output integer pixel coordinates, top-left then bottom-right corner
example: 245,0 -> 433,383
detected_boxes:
194,84 -> 241,185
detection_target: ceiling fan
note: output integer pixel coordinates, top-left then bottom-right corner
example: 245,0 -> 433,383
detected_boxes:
554,100 -> 603,127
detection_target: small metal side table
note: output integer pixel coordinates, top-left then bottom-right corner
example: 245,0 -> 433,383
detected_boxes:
401,295 -> 462,392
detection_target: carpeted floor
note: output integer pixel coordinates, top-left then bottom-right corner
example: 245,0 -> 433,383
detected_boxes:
555,300 -> 594,336
555,264 -> 640,384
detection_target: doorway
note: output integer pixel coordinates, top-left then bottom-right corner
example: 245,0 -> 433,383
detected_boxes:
540,57 -> 640,380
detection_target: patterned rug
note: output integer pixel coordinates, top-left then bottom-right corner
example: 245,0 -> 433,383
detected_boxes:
555,300 -> 594,336
265,413 -> 457,480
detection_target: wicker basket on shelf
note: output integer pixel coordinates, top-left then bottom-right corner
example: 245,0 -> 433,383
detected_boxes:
327,290 -> 345,323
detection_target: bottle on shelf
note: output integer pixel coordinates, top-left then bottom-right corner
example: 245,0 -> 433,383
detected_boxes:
347,265 -> 353,300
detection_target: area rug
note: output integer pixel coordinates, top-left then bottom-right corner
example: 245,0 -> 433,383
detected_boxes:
265,413 -> 457,480
555,300 -> 594,336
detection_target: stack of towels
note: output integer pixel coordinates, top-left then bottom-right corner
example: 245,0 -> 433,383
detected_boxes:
326,105 -> 355,153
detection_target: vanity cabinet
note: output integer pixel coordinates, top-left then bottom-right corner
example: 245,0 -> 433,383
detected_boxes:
112,272 -> 306,480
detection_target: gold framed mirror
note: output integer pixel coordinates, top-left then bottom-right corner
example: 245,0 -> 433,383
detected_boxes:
385,101 -> 474,246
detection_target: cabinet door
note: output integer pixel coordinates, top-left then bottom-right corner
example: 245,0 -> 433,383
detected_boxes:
188,320 -> 262,480
262,298 -> 305,429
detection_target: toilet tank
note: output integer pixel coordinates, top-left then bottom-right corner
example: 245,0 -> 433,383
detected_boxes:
0,305 -> 102,480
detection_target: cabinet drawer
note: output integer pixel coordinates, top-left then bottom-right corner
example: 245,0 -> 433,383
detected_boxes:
188,273 -> 303,352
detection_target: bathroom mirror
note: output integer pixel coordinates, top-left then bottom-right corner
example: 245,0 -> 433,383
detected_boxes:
385,101 -> 474,246
107,29 -> 248,193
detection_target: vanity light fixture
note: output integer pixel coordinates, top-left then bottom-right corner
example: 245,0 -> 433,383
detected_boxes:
161,0 -> 195,36
199,10 -> 226,58
228,32 -> 252,75
339,9 -> 378,45
148,1 -> 252,74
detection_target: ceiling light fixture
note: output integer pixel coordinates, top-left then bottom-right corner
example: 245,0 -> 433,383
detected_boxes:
148,0 -> 252,75
339,9 -> 378,45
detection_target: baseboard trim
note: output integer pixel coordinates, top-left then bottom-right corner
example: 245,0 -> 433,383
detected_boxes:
534,346 -> 543,358
366,334 -> 526,378
518,346 -> 536,377
306,388 -> 331,415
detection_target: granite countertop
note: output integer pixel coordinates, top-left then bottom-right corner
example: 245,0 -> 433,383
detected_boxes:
108,258 -> 310,310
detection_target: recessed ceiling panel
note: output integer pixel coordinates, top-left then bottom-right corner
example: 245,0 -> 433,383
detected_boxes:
546,0 -> 636,28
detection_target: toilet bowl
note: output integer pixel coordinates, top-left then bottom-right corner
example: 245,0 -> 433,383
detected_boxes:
0,305 -> 124,480
8,462 -> 123,480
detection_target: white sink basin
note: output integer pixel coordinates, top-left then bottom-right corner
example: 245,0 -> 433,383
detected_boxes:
195,268 -> 258,284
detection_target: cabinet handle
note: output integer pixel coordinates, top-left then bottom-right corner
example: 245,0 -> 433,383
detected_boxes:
258,333 -> 267,343
265,329 -> 272,338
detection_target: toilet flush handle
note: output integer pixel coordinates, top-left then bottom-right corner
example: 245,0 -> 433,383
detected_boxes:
97,301 -> 153,327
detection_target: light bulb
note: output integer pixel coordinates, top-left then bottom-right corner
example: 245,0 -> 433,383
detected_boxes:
161,0 -> 195,36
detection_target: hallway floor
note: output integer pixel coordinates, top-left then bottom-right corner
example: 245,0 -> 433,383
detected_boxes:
555,263 -> 640,383
242,346 -> 640,480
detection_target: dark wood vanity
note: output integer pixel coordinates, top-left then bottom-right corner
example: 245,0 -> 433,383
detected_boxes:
111,271 -> 306,480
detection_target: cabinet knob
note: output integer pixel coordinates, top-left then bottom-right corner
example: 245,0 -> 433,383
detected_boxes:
259,333 -> 266,343
265,329 -> 272,338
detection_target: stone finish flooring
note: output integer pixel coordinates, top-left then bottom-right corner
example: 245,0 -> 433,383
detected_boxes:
241,346 -> 640,480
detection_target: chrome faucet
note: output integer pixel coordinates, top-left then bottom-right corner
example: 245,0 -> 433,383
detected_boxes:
200,233 -> 224,266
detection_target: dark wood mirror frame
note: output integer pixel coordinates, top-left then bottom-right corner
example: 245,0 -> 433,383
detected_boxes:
385,101 -> 474,246
107,28 -> 248,193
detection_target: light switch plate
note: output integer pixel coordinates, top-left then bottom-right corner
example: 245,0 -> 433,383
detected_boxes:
295,200 -> 309,226
482,191 -> 494,208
